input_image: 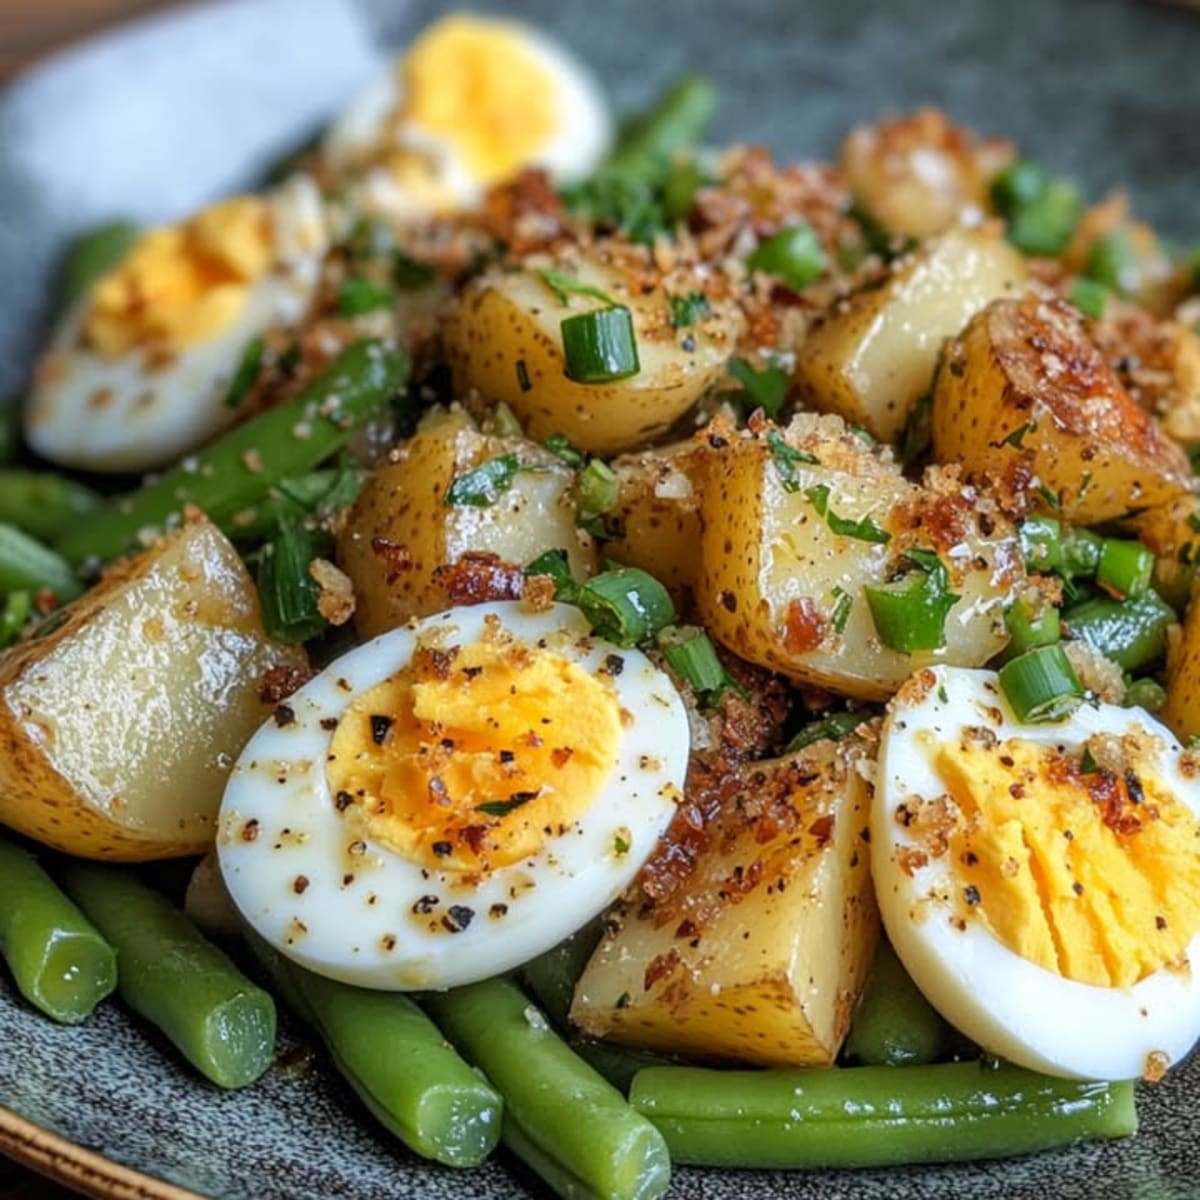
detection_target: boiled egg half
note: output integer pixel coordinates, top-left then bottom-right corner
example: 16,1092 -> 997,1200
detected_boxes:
321,14 -> 612,224
874,665 -> 1200,1081
217,601 -> 688,990
26,174 -> 328,473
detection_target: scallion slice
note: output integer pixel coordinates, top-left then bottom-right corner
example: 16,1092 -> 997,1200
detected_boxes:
561,308 -> 640,383
1003,598 -> 1061,659
543,434 -> 586,468
1017,516 -> 1064,574
786,710 -> 865,753
1096,537 -> 1154,600
577,459 -> 620,525
1068,277 -> 1110,320
1063,590 -> 1175,673
806,485 -> 890,545
577,567 -> 675,646
444,454 -> 524,508
336,276 -> 395,317
657,624 -> 736,702
747,225 -> 827,291
257,524 -> 327,644
1062,527 -> 1103,579
766,430 -> 817,491
1123,677 -> 1167,712
731,358 -> 789,419
997,644 -> 1085,723
1086,230 -> 1138,296
864,549 -> 959,653
524,548 -> 578,597
0,591 -> 30,648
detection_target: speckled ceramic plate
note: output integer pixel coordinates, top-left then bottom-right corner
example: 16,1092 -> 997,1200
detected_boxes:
4,0 -> 1200,1197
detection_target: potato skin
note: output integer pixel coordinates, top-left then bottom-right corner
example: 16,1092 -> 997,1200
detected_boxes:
1162,586 -> 1200,742
338,407 -> 596,637
792,227 -> 1028,443
0,519 -> 306,860
932,295 -> 1193,524
441,254 -> 740,456
695,415 -> 1020,700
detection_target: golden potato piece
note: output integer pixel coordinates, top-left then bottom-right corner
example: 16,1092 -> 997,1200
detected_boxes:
1162,581 -> 1200,743
338,407 -> 595,637
793,227 -> 1027,444
695,415 -> 1020,700
571,734 -> 879,1067
441,253 -> 740,456
0,519 -> 307,861
932,295 -> 1193,524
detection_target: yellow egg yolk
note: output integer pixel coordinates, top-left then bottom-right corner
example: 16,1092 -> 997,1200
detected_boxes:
84,196 -> 275,357
325,633 -> 622,872
929,732 -> 1200,988
392,15 -> 558,187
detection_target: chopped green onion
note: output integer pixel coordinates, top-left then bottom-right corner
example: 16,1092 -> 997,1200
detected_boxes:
787,711 -> 865,753
0,591 -> 31,648
747,225 -> 827,291
1062,528 -> 1103,579
524,549 -> 577,596
577,460 -> 620,525
668,291 -> 710,328
1096,537 -> 1154,599
392,253 -> 436,289
561,308 -> 640,383
864,549 -> 959,652
256,524 -> 328,644
537,267 -> 616,308
766,430 -> 818,492
1123,677 -> 1167,712
730,358 -> 790,419
577,567 -> 676,647
662,157 -> 708,224
444,454 -> 524,507
476,794 -> 536,817
830,586 -> 854,633
991,161 -> 1082,258
1086,230 -> 1138,296
225,335 -> 265,409
656,625 -> 738,703
560,172 -> 664,244
1017,517 -> 1064,574
806,485 -> 890,545
997,645 -> 1085,723
483,402 -> 524,438
1063,590 -> 1175,673
543,434 -> 586,468
1000,420 -> 1036,449
336,276 -> 394,316
1003,598 -> 1061,659
989,161 -> 1050,213
1068,277 -> 1110,320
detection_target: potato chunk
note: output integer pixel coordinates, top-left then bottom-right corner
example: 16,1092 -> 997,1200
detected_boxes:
338,407 -> 595,637
571,734 -> 879,1067
0,519 -> 306,861
793,227 -> 1027,443
932,296 -> 1193,523
695,416 -> 1020,700
441,252 -> 740,455
1162,588 -> 1200,743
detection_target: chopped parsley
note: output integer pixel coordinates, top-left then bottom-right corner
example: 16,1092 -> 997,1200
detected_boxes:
805,485 -> 891,544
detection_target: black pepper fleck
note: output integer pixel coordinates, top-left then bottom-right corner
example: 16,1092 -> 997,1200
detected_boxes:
442,905 -> 474,933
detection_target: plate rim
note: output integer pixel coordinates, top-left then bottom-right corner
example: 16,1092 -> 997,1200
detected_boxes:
0,1104 -> 203,1200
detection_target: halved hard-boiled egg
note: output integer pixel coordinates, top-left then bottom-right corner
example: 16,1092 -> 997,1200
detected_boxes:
217,601 -> 688,990
320,14 -> 612,224
26,174 -> 328,473
874,665 -> 1200,1081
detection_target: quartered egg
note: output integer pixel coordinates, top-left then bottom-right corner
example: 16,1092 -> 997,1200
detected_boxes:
873,665 -> 1200,1081
26,174 -> 328,473
216,601 -> 688,990
320,14 -> 612,224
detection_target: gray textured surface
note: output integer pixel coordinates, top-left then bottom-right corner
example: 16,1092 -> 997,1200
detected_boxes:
3,1 -> 1200,1198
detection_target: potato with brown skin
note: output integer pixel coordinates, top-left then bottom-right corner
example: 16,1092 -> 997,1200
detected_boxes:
694,415 -> 1020,700
571,733 -> 878,1068
1161,581 -> 1200,743
792,226 -> 1028,443
0,519 -> 306,861
932,295 -> 1193,524
440,248 -> 741,456
602,441 -> 705,599
337,407 -> 596,637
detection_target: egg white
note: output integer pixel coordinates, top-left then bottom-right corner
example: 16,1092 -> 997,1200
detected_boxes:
216,601 -> 689,991
873,665 -> 1200,1081
26,174 -> 328,474
322,21 -> 612,223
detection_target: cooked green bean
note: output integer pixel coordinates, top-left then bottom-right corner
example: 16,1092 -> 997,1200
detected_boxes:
425,978 -> 671,1200
59,863 -> 275,1089
606,75 -> 717,178
0,524 -> 82,601
55,340 -> 408,566
843,939 -> 950,1067
59,220 -> 140,311
250,938 -> 501,1167
1063,589 -> 1176,672
0,837 -> 115,1024
629,1061 -> 1136,1169
0,471 -> 102,542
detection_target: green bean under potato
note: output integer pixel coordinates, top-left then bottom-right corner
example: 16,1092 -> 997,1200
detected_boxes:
55,339 -> 409,566
250,938 -> 502,1167
0,523 -> 82,601
425,978 -> 671,1200
629,1061 -> 1136,1169
0,837 -> 115,1024
59,863 -> 275,1089
0,471 -> 101,542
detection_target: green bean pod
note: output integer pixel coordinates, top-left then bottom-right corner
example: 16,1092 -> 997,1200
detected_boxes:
425,977 -> 671,1200
843,939 -> 951,1067
59,863 -> 275,1088
0,471 -> 102,542
0,524 -> 82,601
630,1061 -> 1136,1169
606,76 -> 717,177
251,937 -> 501,1167
55,340 -> 408,566
1063,590 -> 1175,672
0,837 -> 116,1023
